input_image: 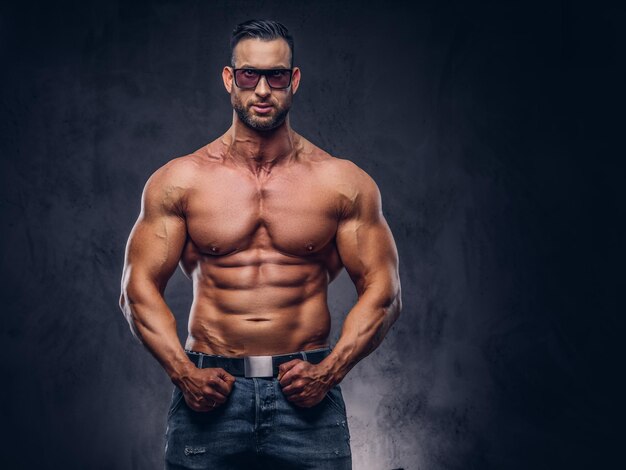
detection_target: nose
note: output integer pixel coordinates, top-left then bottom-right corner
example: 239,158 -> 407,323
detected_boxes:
254,75 -> 271,97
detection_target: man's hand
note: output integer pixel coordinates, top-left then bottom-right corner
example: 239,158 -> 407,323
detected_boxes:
278,359 -> 336,407
175,367 -> 236,412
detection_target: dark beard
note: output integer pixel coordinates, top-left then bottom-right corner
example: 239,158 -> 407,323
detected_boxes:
233,101 -> 291,131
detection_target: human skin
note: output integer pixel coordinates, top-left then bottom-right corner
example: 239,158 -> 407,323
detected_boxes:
119,37 -> 402,413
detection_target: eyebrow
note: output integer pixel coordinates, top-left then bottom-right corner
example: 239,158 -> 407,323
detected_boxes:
238,64 -> 291,69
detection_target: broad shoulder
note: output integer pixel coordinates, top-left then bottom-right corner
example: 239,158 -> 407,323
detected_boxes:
319,156 -> 377,190
147,147 -> 211,186
297,138 -> 381,218
142,150 -> 209,212
298,136 -> 378,194
327,158 -> 382,219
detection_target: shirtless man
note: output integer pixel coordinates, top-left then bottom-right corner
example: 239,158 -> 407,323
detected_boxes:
119,19 -> 401,469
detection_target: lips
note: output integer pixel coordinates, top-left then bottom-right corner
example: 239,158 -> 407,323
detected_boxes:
251,103 -> 273,114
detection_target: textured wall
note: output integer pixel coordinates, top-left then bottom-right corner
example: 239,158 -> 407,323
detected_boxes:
1,1 -> 622,469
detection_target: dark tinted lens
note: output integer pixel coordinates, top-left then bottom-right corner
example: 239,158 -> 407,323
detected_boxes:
235,69 -> 260,88
266,70 -> 292,88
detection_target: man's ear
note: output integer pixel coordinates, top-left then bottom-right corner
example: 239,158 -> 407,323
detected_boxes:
291,67 -> 301,95
222,66 -> 234,93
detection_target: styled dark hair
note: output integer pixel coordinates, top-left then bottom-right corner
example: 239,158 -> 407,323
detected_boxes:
230,19 -> 294,67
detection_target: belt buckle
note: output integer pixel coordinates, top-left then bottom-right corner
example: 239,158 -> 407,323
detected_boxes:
244,355 -> 274,378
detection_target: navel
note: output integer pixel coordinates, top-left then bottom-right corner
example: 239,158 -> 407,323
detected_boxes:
306,243 -> 315,252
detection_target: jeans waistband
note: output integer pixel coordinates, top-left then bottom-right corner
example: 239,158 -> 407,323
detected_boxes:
185,347 -> 331,378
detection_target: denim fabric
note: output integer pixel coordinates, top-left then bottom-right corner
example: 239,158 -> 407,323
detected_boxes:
164,358 -> 352,469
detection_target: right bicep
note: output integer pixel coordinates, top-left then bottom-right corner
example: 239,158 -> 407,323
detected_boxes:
122,172 -> 188,293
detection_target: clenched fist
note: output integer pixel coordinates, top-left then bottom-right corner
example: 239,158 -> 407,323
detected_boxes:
175,366 -> 236,412
278,359 -> 336,408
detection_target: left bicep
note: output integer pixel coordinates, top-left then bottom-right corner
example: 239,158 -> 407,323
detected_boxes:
335,172 -> 400,297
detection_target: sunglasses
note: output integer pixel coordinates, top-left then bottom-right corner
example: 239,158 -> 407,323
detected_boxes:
233,68 -> 293,90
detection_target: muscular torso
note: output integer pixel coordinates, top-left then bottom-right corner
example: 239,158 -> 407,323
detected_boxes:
176,134 -> 352,356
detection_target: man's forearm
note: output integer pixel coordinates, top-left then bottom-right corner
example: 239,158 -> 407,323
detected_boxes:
119,281 -> 194,384
321,286 -> 402,384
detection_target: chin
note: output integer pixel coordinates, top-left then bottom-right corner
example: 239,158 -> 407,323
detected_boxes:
248,119 -> 283,131
234,103 -> 289,131
247,113 -> 285,131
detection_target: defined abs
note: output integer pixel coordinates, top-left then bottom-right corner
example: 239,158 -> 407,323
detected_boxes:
187,296 -> 331,355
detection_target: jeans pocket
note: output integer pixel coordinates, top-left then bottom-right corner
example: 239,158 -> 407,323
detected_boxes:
167,387 -> 185,419
324,385 -> 347,417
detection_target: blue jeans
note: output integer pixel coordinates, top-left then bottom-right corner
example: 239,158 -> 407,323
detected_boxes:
164,355 -> 352,469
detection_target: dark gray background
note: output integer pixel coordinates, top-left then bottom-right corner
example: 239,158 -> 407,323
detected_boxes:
1,0 -> 623,469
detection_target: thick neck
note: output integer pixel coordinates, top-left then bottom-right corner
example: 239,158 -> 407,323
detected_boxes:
224,111 -> 296,174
